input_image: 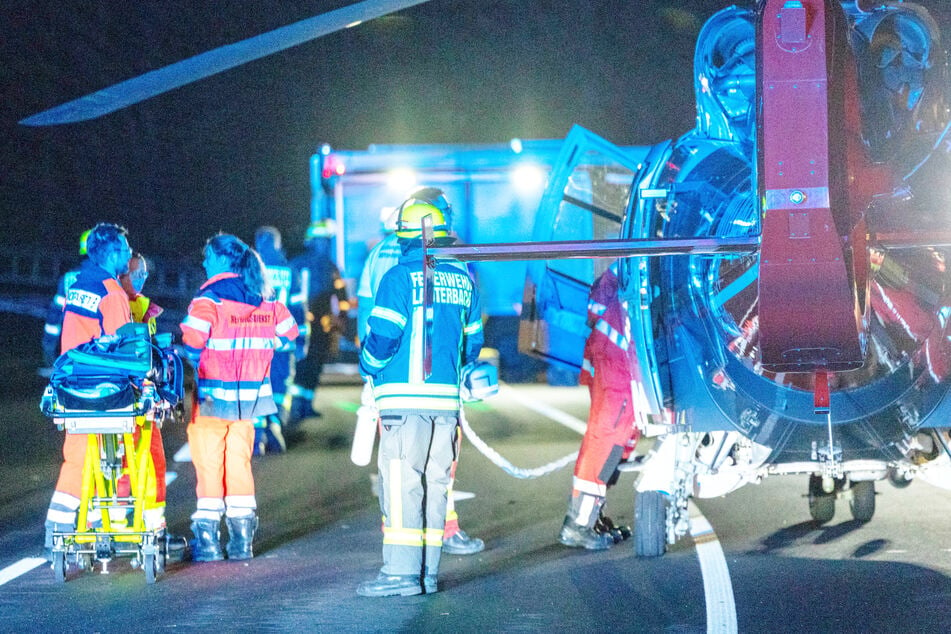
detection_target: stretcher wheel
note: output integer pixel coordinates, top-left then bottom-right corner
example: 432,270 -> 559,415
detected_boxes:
156,536 -> 167,574
144,552 -> 157,584
52,551 -> 66,583
77,553 -> 93,571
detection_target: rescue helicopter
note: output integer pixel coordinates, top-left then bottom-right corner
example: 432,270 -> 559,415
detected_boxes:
429,0 -> 951,556
20,0 -> 951,557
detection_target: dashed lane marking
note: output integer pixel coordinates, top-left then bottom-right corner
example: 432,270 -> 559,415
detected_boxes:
0,558 -> 47,587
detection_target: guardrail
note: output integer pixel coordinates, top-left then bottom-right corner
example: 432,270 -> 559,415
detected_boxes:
0,249 -> 204,302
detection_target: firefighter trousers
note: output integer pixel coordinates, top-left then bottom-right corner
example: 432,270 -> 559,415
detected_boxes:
377,413 -> 458,578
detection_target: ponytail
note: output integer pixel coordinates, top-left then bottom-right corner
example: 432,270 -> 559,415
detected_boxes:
238,247 -> 271,298
205,233 -> 272,298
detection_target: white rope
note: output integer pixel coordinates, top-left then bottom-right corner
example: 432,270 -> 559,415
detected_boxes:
458,407 -> 579,479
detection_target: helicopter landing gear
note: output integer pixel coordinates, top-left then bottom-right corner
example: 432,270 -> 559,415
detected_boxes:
634,490 -> 668,557
808,474 -> 836,524
849,480 -> 875,522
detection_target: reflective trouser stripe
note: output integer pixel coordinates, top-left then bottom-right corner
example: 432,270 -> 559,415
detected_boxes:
287,384 -> 314,400
443,423 -> 463,539
225,495 -> 257,518
378,415 -> 457,577
192,497 -> 225,521
567,491 -> 604,529
46,491 -> 80,525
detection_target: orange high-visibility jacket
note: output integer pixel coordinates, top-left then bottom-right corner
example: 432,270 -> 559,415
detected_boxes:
181,272 -> 299,420
61,260 -> 132,353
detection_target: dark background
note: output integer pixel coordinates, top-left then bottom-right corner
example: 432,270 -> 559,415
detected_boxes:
4,1 -> 950,262
2,0 -> 721,261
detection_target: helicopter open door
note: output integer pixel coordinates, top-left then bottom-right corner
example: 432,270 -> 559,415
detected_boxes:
518,125 -> 669,414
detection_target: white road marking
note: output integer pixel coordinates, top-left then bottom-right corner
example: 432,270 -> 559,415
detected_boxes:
173,442 -> 191,463
505,385 -> 736,633
0,558 -> 47,586
689,501 -> 738,634
499,385 -> 588,434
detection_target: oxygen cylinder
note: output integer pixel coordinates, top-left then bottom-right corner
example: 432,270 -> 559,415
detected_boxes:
351,405 -> 378,466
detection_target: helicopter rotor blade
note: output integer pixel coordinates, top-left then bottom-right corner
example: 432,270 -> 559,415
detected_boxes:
19,0 -> 432,126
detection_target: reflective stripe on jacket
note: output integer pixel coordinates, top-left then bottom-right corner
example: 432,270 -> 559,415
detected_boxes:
360,244 -> 483,415
61,260 -> 132,353
181,272 -> 299,420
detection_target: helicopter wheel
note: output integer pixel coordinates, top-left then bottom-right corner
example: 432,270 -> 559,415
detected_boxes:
887,468 -> 912,489
634,490 -> 667,557
849,480 -> 876,522
808,474 -> 835,524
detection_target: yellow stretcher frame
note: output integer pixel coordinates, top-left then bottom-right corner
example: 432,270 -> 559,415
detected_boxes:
50,404 -> 166,584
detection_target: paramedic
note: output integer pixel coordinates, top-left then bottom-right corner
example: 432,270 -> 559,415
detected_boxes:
181,233 -> 299,561
44,223 -> 134,554
559,262 -> 640,550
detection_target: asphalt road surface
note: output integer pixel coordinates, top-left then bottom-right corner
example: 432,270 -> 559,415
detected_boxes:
2,361 -> 951,631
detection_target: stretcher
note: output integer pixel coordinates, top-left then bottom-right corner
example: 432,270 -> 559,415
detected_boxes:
40,325 -> 183,584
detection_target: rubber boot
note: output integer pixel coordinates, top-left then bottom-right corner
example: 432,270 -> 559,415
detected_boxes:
189,519 -> 225,562
226,515 -> 258,560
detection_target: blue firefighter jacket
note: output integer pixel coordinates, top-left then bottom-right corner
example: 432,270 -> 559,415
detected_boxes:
360,243 -> 483,416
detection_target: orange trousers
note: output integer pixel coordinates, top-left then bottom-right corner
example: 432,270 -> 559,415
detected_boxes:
187,415 -> 255,502
54,423 -> 166,503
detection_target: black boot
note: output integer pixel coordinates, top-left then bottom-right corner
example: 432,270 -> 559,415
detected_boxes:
595,512 -> 631,544
189,519 -> 224,562
558,517 -> 613,550
226,515 -> 258,560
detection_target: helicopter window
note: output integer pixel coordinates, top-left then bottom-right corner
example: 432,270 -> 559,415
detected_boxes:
853,8 -> 949,162
549,151 -> 636,285
694,7 -> 755,144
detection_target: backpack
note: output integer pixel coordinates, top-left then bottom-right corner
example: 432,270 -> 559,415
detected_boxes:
40,323 -> 183,417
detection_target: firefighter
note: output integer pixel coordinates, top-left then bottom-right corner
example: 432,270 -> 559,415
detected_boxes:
180,234 -> 299,561
559,261 -> 640,550
357,187 -> 486,556
44,223 -> 134,555
252,226 -> 307,454
357,200 -> 483,597
287,218 -> 349,426
41,229 -> 91,368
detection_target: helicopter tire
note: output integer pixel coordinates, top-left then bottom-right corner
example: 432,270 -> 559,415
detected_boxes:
849,480 -> 875,522
887,468 -> 912,489
808,474 -> 835,524
634,490 -> 667,557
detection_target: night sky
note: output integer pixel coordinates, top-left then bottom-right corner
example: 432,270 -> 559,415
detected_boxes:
3,0 -> 950,261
